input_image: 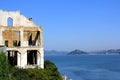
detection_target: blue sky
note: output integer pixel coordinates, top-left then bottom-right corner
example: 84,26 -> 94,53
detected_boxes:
1,0 -> 120,51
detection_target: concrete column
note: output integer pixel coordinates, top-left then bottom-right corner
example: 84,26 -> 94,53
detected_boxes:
37,52 -> 40,66
20,51 -> 27,68
24,52 -> 27,67
17,52 -> 20,67
0,28 -> 3,45
20,28 -> 24,46
40,50 -> 44,68
40,31 -> 43,48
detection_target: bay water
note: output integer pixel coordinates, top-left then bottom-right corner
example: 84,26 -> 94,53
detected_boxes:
45,54 -> 120,80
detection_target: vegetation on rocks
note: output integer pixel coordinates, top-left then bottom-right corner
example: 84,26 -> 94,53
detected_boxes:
0,52 -> 62,80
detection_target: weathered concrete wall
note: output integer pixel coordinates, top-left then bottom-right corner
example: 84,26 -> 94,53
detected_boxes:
0,46 -> 6,52
0,10 -> 44,69
0,10 -> 37,27
3,31 -> 20,47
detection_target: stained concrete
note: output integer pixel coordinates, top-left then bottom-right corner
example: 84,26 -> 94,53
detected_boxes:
0,10 -> 44,68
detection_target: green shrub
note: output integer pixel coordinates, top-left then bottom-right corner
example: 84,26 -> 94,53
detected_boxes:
0,52 -> 62,80
0,52 -> 10,80
44,60 -> 62,80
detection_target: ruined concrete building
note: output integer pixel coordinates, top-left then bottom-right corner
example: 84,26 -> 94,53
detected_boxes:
0,10 -> 44,68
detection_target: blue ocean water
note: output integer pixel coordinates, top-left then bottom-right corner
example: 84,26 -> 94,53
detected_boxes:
45,54 -> 120,80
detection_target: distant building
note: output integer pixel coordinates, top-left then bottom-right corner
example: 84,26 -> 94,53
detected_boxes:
0,10 -> 44,68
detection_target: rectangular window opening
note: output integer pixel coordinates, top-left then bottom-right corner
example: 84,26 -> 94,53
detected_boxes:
5,40 -> 8,47
13,40 -> 17,46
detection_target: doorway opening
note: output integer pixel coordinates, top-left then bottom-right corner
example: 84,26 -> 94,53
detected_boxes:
27,50 -> 37,65
8,51 -> 17,66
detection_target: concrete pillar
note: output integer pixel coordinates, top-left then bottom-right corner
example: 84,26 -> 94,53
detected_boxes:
20,51 -> 27,68
20,28 -> 24,46
37,52 -> 40,65
40,50 -> 44,68
17,52 -> 20,67
24,52 -> 27,67
40,31 -> 44,48
0,28 -> 3,45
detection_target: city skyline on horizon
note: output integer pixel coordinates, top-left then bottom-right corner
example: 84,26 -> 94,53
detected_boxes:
1,0 -> 120,51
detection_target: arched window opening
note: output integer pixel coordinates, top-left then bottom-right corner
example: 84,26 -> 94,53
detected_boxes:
7,17 -> 13,26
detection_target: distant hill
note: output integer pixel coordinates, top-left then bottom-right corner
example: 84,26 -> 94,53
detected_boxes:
106,49 -> 120,53
91,49 -> 120,54
67,50 -> 88,55
45,49 -> 120,56
44,50 -> 68,56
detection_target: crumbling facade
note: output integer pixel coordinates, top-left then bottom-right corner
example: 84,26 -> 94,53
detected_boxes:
0,10 -> 44,68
